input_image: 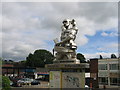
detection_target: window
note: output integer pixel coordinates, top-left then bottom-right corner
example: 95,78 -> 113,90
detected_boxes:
99,64 -> 107,70
118,78 -> 120,86
99,77 -> 108,85
109,64 -> 118,70
110,78 -> 119,85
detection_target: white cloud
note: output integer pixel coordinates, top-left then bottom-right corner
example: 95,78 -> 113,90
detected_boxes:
109,32 -> 118,37
2,2 -> 118,60
97,43 -> 118,52
101,32 -> 118,37
101,32 -> 108,36
84,52 -> 118,59
107,43 -> 118,48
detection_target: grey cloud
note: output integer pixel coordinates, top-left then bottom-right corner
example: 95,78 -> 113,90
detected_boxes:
2,2 -> 118,60
77,2 -> 118,22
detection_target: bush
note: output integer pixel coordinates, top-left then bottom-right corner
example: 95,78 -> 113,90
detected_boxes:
2,76 -> 11,90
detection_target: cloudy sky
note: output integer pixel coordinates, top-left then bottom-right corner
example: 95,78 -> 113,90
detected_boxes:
1,2 -> 118,61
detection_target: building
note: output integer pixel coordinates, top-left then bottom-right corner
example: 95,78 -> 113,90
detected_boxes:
90,58 -> 99,88
98,58 -> 120,88
2,63 -> 36,79
90,58 -> 120,88
35,68 -> 49,81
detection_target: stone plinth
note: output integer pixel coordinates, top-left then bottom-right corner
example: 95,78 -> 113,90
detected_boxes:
46,63 -> 88,88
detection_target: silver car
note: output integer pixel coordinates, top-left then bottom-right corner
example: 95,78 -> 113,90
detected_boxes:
17,78 -> 33,86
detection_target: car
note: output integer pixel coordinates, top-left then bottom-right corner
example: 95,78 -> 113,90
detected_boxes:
31,80 -> 40,85
11,77 -> 23,87
85,85 -> 89,88
17,78 -> 33,86
10,80 -> 13,86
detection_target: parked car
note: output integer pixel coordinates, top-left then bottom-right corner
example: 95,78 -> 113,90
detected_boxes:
85,85 -> 89,88
11,77 -> 23,87
10,80 -> 13,86
31,80 -> 40,85
17,78 -> 33,86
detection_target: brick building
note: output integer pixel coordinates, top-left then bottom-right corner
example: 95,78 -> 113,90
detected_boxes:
90,58 -> 99,88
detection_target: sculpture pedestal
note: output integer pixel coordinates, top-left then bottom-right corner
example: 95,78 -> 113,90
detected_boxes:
53,59 -> 80,64
46,63 -> 88,88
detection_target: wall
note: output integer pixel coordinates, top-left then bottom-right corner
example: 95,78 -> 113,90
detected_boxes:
62,72 -> 85,88
49,71 -> 85,88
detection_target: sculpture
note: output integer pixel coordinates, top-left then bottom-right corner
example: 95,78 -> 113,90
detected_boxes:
53,19 -> 80,64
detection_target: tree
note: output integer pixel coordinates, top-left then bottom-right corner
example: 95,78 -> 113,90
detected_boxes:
9,60 -> 14,62
100,55 -> 103,59
111,54 -> 117,58
26,49 -> 54,67
118,54 -> 120,58
77,53 -> 86,63
2,76 -> 11,90
13,60 -> 26,67
26,53 -> 33,67
86,60 -> 90,63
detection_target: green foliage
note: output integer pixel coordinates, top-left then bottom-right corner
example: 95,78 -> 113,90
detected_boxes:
2,59 -> 14,65
0,60 -> 2,67
77,53 -> 86,63
26,49 -> 54,67
0,58 -> 3,66
111,54 -> 117,58
0,57 -> 2,61
19,60 -> 26,66
2,76 -> 11,90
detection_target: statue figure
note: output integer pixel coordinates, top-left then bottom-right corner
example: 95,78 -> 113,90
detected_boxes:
53,19 -> 79,63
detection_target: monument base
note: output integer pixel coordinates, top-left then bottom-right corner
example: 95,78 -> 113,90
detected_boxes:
53,59 -> 80,64
46,63 -> 89,88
